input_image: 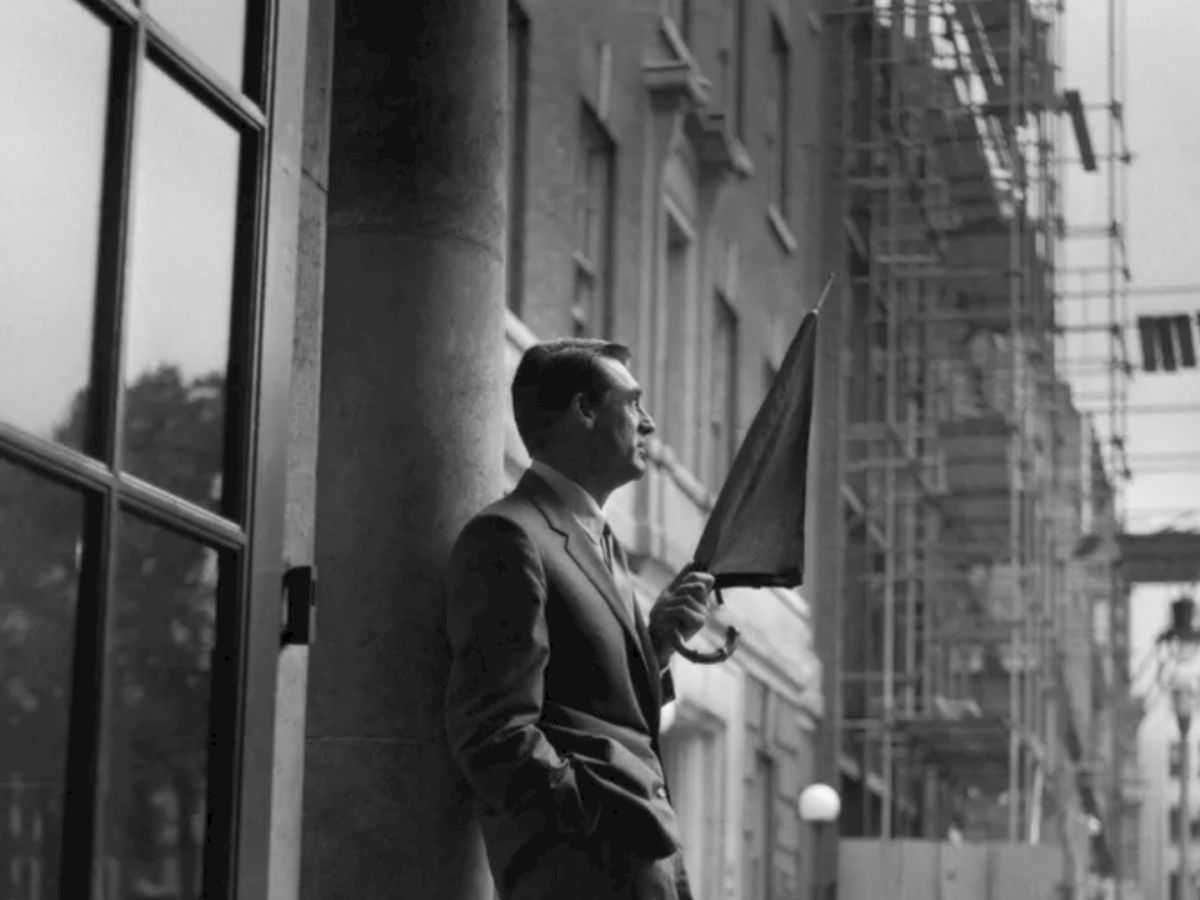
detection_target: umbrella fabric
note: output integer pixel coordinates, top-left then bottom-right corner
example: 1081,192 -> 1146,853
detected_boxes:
693,309 -> 819,589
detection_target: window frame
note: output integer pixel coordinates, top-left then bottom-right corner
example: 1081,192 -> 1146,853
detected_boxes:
506,0 -> 531,314
725,0 -> 749,138
660,706 -> 727,900
572,100 -> 617,338
744,748 -> 777,900
660,194 -> 700,468
706,289 -> 740,486
0,0 -> 294,896
767,12 -> 791,222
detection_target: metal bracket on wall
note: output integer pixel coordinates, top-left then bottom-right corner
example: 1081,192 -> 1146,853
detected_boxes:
282,565 -> 318,646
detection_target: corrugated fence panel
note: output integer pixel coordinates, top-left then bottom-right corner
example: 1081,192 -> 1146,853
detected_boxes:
941,843 -> 990,900
838,840 -> 1066,900
839,840 -> 893,900
989,842 -> 1064,900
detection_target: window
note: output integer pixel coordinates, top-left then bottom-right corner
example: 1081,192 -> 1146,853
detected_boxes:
662,209 -> 697,465
507,1 -> 530,313
661,723 -> 725,900
1172,741 -> 1183,779
0,1 -> 290,897
709,291 -> 739,485
572,103 -> 616,337
744,750 -> 776,900
719,0 -> 749,136
767,16 -> 791,218
1171,805 -> 1181,842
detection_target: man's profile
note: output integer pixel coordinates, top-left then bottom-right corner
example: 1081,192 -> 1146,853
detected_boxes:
444,339 -> 715,899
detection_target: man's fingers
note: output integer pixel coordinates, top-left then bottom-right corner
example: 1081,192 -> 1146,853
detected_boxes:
667,563 -> 699,589
665,608 -> 708,640
669,565 -> 713,590
659,589 -> 710,611
673,573 -> 715,596
679,579 -> 715,603
652,569 -> 718,645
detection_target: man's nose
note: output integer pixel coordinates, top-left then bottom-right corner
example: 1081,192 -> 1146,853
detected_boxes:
639,411 -> 656,435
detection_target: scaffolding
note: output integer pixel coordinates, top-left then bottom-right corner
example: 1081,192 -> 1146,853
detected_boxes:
830,0 -> 1130,867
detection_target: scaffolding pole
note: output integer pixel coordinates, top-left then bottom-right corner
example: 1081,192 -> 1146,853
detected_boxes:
834,0 -> 1123,852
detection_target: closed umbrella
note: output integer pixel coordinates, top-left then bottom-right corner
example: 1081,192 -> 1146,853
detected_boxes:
672,276 -> 831,664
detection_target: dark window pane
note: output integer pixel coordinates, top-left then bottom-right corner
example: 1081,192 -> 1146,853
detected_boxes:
122,64 -> 240,511
100,516 -> 221,900
0,0 -> 110,449
145,0 -> 248,89
0,460 -> 87,900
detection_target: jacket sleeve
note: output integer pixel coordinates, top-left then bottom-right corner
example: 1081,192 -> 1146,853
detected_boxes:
443,514 -> 595,837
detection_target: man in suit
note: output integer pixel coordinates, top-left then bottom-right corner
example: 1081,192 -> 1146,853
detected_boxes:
445,339 -> 716,899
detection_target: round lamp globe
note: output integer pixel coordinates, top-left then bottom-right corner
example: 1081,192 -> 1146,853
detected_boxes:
798,783 -> 841,824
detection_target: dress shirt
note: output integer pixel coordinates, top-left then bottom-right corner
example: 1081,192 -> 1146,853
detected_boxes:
528,460 -> 607,549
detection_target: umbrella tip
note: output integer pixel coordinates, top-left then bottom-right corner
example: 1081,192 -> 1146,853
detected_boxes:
814,273 -> 836,314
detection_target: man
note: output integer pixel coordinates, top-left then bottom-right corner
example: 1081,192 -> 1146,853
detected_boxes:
444,339 -> 716,899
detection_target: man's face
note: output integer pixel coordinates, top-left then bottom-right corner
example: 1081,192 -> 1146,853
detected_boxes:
589,357 -> 656,487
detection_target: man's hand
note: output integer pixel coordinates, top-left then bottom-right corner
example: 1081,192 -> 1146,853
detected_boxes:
648,565 -> 717,667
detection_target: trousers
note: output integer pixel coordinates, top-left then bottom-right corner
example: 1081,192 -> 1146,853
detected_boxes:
503,837 -> 694,900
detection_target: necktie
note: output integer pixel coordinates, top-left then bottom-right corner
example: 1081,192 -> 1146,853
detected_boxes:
600,524 -> 616,574
601,524 -> 635,618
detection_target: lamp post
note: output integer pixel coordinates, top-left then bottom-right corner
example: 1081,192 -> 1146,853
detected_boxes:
1159,596 -> 1200,900
799,783 -> 841,900
1175,684 -> 1195,900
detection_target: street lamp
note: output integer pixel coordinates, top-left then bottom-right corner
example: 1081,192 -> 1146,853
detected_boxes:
799,783 -> 841,825
799,784 -> 841,900
1175,683 -> 1196,900
1159,596 -> 1200,900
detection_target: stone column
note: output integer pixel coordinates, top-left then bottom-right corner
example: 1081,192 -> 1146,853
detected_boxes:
303,0 -> 506,897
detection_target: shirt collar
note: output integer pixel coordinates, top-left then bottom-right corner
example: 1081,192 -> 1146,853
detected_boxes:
529,460 -> 607,544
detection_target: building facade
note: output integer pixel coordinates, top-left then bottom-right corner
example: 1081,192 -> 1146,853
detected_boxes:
502,1 -> 836,897
1,1 -> 842,899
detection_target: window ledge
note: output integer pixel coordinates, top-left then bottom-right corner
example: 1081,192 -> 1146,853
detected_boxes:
646,438 -> 715,512
766,205 -> 798,255
659,15 -> 701,73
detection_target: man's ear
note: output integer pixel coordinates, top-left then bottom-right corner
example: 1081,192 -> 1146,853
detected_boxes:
571,391 -> 598,428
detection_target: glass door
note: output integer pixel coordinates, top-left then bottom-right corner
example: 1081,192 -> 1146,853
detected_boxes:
0,0 -> 293,897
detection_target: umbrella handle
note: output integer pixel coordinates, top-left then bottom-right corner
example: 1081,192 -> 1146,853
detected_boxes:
668,584 -> 740,665
670,624 -> 741,665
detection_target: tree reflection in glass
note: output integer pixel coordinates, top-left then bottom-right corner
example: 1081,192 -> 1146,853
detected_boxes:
103,515 -> 218,900
101,366 -> 225,900
4,349 -> 228,897
122,63 -> 239,513
0,462 -> 85,900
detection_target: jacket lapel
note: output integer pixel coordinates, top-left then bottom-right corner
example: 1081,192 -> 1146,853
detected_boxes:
619,541 -> 665,709
518,471 -> 651,677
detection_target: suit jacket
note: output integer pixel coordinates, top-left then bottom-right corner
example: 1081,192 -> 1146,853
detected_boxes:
444,470 -> 680,897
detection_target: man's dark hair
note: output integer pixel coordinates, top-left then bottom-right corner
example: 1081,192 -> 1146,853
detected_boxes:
511,339 -> 633,453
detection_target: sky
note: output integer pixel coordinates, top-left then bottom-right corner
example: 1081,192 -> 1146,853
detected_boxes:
1061,0 -> 1200,700
1,0 -> 240,446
